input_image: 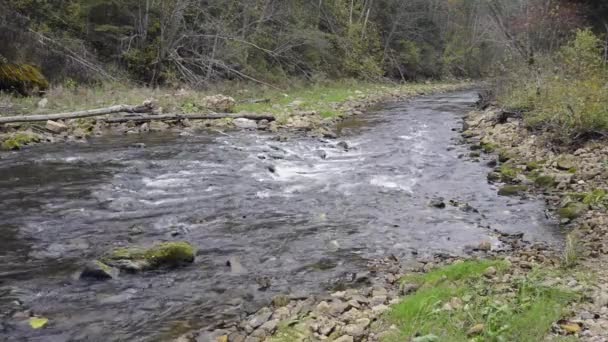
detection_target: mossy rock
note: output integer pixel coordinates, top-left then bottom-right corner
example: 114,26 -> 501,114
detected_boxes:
498,150 -> 514,163
469,151 -> 481,158
1,132 -> 41,150
481,142 -> 498,153
534,175 -> 556,188
526,161 -> 540,171
556,156 -> 576,171
499,164 -> 520,183
558,203 -> 588,221
0,63 -> 49,96
498,185 -> 528,196
103,242 -> 196,271
487,172 -> 501,182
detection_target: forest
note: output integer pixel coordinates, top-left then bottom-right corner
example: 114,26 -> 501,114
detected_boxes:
0,0 -> 604,85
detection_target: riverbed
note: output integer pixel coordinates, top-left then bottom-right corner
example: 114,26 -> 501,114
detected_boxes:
0,91 -> 561,341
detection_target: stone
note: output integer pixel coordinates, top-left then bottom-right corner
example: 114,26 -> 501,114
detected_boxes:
202,95 -> 236,112
316,301 -> 331,314
271,294 -> 290,308
370,296 -> 387,306
45,120 -> 68,133
333,336 -> 354,342
343,318 -> 370,337
413,335 -> 439,342
371,304 -> 390,316
557,156 -> 576,171
429,198 -> 446,209
467,324 -> 484,336
498,185 -> 527,196
337,141 -> 349,151
102,242 -> 195,272
37,98 -> 48,109
149,121 -> 170,132
248,307 -> 272,329
80,260 -> 118,281
558,202 -> 588,221
399,283 -> 420,295
329,300 -> 349,316
484,266 -> 497,278
478,241 -> 492,251
259,319 -> 279,334
560,322 -> 582,334
233,118 -> 258,129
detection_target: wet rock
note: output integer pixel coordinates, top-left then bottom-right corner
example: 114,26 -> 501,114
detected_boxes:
130,143 -> 146,149
477,241 -> 492,251
429,198 -> 446,209
45,120 -> 67,134
149,121 -> 170,132
498,185 -> 527,196
234,118 -> 258,129
337,141 -> 349,151
248,307 -> 272,329
80,261 -> 118,281
102,241 -> 195,272
558,202 -> 587,221
271,295 -> 290,308
315,149 -> 328,159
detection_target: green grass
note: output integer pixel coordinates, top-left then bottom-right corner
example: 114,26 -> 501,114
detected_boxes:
384,260 -> 577,342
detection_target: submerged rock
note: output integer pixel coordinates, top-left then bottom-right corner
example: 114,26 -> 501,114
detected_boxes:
102,241 -> 195,272
234,118 -> 258,129
80,260 -> 118,281
498,185 -> 527,196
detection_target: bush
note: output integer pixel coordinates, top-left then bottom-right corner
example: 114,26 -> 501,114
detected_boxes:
498,29 -> 608,142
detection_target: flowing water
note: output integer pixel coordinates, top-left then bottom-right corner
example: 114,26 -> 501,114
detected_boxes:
0,91 -> 561,341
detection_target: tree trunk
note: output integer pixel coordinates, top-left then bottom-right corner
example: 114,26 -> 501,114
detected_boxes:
0,103 -> 154,124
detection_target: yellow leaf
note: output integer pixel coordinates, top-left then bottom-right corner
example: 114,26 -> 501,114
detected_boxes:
29,317 -> 49,329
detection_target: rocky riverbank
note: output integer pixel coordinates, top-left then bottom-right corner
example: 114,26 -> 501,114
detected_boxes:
0,83 -> 469,151
462,106 -> 608,341
174,101 -> 608,342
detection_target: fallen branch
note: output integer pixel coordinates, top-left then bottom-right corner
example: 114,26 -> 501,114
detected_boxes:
103,113 -> 275,124
0,102 -> 154,124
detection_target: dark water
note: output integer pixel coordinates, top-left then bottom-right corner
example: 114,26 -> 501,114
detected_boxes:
0,91 -> 560,341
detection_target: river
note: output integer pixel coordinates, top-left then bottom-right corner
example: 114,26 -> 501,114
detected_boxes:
0,91 -> 561,341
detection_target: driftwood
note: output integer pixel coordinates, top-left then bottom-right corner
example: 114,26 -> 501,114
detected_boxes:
103,113 -> 275,124
0,102 -> 154,124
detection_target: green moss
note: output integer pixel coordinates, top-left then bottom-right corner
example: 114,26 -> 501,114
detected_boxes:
487,172 -> 501,182
534,175 -> 556,188
526,161 -> 540,171
481,142 -> 498,153
558,203 -> 588,220
105,242 -> 195,268
469,151 -> 481,158
498,185 -> 528,196
499,164 -> 520,182
1,132 -> 41,150
498,150 -> 514,163
0,63 -> 49,96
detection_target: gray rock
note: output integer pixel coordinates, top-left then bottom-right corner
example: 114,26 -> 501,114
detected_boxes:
259,319 -> 279,334
248,307 -> 272,329
227,256 -> 246,274
234,118 -> 258,129
329,299 -> 349,316
45,120 -> 67,133
370,296 -> 387,306
334,336 -> 354,342
80,261 -> 118,281
343,318 -> 370,337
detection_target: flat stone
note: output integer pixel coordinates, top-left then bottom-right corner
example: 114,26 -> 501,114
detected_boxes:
343,318 -> 370,337
248,307 -> 272,329
333,336 -> 354,342
370,296 -> 387,306
329,300 -> 349,316
259,319 -> 279,334
371,304 -> 390,316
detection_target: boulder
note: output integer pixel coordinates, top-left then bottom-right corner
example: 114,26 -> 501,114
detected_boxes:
102,241 -> 195,272
45,120 -> 68,134
0,63 -> 49,96
233,118 -> 258,129
202,95 -> 236,112
80,260 -> 118,281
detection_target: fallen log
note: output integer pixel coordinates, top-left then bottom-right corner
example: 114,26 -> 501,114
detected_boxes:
0,102 -> 154,124
103,113 -> 275,124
